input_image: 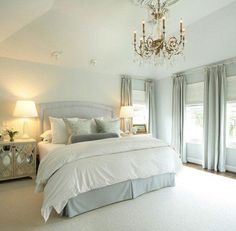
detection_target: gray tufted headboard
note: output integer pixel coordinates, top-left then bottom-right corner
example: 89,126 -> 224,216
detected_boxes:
38,101 -> 115,133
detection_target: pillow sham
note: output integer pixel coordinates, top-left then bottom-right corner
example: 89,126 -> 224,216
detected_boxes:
95,118 -> 120,135
64,118 -> 92,143
49,117 -> 77,144
91,117 -> 103,133
71,133 -> 119,144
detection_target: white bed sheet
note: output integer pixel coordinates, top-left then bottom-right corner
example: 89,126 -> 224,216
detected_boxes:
38,142 -> 65,160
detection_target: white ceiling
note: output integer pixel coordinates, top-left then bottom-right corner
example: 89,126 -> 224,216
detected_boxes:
0,0 -> 236,79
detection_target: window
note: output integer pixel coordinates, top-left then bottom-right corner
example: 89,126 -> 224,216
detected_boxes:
132,90 -> 147,125
185,105 -> 204,144
226,76 -> 236,147
185,81 -> 204,144
227,102 -> 236,147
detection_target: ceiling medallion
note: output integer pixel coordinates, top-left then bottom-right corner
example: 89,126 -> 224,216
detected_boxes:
133,0 -> 185,65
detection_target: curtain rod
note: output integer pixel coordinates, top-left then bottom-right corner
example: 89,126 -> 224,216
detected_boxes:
175,57 -> 236,76
121,76 -> 151,81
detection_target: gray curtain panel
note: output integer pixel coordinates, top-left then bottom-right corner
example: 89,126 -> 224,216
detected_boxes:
171,74 -> 187,163
203,65 -> 227,172
145,80 -> 157,137
120,76 -> 133,131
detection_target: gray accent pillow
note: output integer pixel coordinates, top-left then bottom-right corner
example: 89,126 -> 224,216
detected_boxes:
71,133 -> 119,144
95,118 -> 120,135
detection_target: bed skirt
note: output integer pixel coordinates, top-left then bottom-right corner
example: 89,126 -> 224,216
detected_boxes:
63,173 -> 175,217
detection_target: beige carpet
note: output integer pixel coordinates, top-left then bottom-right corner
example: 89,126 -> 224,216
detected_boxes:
0,167 -> 236,231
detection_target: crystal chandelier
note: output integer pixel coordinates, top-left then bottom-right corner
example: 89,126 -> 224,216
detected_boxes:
133,0 -> 185,64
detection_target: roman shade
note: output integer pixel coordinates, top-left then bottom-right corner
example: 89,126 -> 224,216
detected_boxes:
227,76 -> 236,101
186,82 -> 204,104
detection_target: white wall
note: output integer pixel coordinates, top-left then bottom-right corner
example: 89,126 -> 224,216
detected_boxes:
0,57 -> 120,138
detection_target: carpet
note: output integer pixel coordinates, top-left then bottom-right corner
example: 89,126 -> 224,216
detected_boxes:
0,167 -> 236,231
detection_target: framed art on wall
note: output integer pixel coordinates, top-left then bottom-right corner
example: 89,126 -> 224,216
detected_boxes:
133,124 -> 147,134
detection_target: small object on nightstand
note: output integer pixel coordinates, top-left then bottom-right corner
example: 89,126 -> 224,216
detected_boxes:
131,127 -> 138,134
133,124 -> 147,134
4,128 -> 18,142
0,139 -> 37,181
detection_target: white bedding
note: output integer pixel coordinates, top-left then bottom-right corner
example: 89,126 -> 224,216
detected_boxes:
38,142 -> 65,160
36,136 -> 182,221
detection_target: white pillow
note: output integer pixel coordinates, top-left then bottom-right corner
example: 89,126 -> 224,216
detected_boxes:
49,117 -> 77,144
95,118 -> 120,135
40,130 -> 52,143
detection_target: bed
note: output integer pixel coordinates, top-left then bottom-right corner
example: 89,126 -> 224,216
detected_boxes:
36,101 -> 182,221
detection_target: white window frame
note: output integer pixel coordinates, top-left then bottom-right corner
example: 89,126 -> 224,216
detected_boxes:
185,103 -> 204,145
226,100 -> 236,149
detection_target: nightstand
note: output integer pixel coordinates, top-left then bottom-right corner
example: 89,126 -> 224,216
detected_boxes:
0,139 -> 37,181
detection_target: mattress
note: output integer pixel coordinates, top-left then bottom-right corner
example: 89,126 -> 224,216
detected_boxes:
38,142 -> 65,160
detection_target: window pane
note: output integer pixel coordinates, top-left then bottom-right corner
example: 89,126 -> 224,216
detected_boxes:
133,103 -> 147,124
132,90 -> 147,124
227,103 -> 236,146
185,105 -> 203,144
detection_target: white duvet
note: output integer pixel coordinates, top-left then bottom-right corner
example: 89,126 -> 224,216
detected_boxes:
36,136 -> 182,221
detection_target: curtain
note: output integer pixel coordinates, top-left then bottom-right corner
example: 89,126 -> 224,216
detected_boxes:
171,74 -> 187,163
203,65 -> 227,172
120,76 -> 132,131
145,80 -> 157,137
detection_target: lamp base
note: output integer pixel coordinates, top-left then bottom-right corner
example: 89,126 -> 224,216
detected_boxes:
22,119 -> 30,139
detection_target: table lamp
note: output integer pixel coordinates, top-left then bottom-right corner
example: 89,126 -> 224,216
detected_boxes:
13,100 -> 38,139
120,106 -> 134,133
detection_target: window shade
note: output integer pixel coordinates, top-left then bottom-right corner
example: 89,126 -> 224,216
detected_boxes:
227,76 -> 236,101
132,90 -> 145,105
132,79 -> 145,91
186,82 -> 204,104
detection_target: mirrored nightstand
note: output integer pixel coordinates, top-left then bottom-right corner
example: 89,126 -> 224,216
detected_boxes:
0,139 -> 36,181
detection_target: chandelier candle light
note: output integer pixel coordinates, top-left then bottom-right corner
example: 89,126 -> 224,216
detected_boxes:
133,0 -> 185,63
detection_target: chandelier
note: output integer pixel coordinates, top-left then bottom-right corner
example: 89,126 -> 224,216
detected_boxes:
133,0 -> 185,64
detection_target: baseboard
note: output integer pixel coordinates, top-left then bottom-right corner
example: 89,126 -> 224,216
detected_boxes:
226,165 -> 236,173
187,157 -> 236,173
187,157 -> 202,165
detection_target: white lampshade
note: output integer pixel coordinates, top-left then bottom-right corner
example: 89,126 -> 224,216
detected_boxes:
120,106 -> 134,118
13,100 -> 38,118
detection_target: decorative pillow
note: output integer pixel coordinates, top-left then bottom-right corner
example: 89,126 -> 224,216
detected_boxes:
49,117 -> 77,144
95,118 -> 120,135
64,118 -> 92,143
64,119 -> 92,135
71,133 -> 119,144
40,130 -> 52,143
91,117 -> 103,133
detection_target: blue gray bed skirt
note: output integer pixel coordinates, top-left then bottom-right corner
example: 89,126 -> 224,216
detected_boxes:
63,173 -> 175,217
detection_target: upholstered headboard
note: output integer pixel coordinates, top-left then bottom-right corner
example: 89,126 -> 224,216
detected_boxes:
39,101 -> 115,133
